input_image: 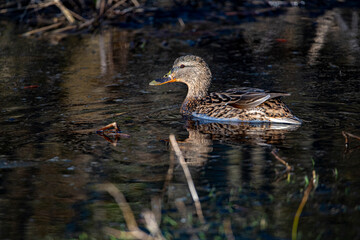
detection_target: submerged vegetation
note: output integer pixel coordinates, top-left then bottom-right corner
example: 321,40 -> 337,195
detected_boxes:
94,130 -> 357,239
97,134 -> 320,240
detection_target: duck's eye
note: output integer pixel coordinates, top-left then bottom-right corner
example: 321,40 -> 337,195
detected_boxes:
180,64 -> 185,68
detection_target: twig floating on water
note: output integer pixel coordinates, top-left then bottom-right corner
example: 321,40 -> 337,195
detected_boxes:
97,122 -> 121,132
96,122 -> 130,146
271,149 -> 292,172
342,131 -> 360,147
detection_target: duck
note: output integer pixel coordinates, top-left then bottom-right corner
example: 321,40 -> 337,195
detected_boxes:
149,55 -> 301,125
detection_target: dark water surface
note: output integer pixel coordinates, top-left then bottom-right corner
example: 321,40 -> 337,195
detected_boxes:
1,6 -> 360,240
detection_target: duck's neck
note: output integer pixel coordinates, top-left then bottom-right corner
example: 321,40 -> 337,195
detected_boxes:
181,75 -> 211,115
181,97 -> 199,115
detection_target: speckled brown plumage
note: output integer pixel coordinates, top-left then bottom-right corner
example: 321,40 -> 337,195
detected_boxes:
150,55 -> 301,125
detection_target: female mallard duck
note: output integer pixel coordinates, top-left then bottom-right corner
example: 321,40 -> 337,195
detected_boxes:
149,55 -> 301,125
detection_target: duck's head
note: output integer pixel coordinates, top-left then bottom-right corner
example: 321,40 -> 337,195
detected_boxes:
149,55 -> 212,98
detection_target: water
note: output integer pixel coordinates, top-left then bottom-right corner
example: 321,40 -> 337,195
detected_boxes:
1,6 -> 360,240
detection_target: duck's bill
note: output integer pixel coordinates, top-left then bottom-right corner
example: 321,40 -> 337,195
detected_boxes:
149,77 -> 177,85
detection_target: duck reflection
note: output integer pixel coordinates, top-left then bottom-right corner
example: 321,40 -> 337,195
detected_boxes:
177,119 -> 300,166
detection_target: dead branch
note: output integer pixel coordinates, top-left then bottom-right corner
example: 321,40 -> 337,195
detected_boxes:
53,0 -> 76,23
52,24 -> 77,33
0,1 -> 55,14
104,0 -> 127,16
67,8 -> 87,22
131,0 -> 140,7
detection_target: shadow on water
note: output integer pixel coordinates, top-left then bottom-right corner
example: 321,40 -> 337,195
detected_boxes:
0,5 -> 360,240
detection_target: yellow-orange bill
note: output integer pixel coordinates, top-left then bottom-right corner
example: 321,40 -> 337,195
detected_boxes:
149,78 -> 177,85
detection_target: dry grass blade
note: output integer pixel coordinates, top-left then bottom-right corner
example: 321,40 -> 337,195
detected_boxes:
142,210 -> 165,240
99,183 -> 168,239
99,183 -> 156,239
169,134 -> 205,224
175,199 -> 188,221
162,148 -> 175,195
292,170 -> 317,240
151,196 -> 162,225
103,227 -> 139,239
178,17 -> 185,28
223,218 -> 235,240
100,183 -> 138,230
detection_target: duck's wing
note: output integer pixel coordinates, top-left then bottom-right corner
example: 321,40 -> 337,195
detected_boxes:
205,87 -> 290,109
